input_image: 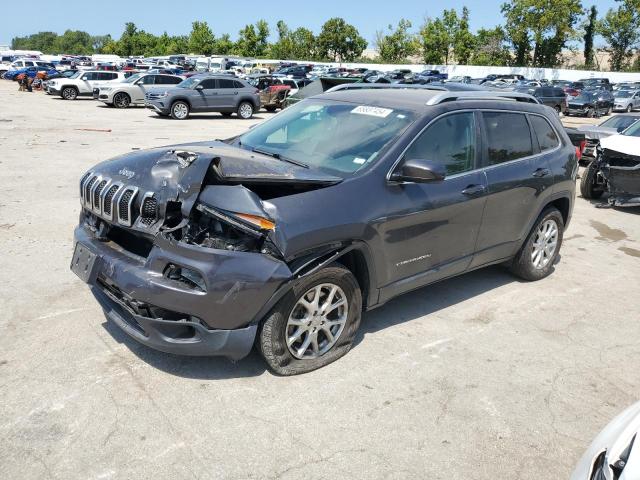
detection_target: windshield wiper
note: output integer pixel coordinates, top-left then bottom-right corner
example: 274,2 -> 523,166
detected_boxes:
252,147 -> 309,169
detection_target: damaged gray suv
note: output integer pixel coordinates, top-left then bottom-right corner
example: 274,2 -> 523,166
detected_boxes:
72,88 -> 577,375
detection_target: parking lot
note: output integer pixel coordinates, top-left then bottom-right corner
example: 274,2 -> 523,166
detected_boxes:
1,80 -> 639,479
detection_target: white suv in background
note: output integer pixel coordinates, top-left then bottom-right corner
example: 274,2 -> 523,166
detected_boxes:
46,70 -> 128,100
95,73 -> 183,108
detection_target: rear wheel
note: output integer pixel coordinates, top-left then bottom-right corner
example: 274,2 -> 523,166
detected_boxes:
258,263 -> 362,375
170,101 -> 189,120
237,101 -> 254,119
605,106 -> 613,116
265,105 -> 277,112
580,161 -> 606,199
113,92 -> 131,108
627,104 -> 633,113
510,208 -> 564,281
61,86 -> 78,100
586,107 -> 594,118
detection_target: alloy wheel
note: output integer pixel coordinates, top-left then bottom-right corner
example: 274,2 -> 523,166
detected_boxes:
172,103 -> 188,119
531,219 -> 559,269
239,103 -> 253,119
286,283 -> 348,359
114,93 -> 130,108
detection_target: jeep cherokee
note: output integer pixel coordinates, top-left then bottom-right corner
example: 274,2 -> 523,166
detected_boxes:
71,88 -> 577,375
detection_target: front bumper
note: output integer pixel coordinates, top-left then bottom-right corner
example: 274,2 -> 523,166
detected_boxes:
47,86 -> 61,95
145,99 -> 169,114
72,224 -> 291,358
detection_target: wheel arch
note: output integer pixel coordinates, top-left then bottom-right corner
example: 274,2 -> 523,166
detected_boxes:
170,96 -> 192,108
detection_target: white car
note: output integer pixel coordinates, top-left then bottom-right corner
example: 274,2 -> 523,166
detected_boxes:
46,70 -> 128,100
95,73 -> 183,108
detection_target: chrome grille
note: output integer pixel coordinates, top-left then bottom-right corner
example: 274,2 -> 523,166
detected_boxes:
103,184 -> 120,218
92,179 -> 108,213
139,195 -> 158,226
117,187 -> 138,226
83,175 -> 98,207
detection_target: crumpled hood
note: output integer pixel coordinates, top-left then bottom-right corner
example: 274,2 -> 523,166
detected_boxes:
83,141 -> 341,234
577,125 -> 619,140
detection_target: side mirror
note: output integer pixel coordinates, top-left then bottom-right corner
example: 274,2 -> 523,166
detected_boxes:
195,84 -> 204,91
390,158 -> 446,183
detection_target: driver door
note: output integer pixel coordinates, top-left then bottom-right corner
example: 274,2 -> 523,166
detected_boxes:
378,111 -> 488,301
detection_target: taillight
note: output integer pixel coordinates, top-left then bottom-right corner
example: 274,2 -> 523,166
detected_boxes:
575,146 -> 582,161
579,139 -> 586,153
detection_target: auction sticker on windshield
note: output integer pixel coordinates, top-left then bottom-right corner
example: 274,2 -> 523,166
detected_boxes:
351,106 -> 393,118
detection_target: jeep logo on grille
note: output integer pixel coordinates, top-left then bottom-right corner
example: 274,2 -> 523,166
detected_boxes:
118,168 -> 135,179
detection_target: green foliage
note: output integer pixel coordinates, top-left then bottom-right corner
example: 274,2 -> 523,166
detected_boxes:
471,27 -> 512,66
188,21 -> 215,56
375,19 -> 419,63
214,34 -> 234,55
420,17 -> 449,64
269,21 -> 317,59
583,6 -> 597,68
420,8 -> 476,65
316,18 -> 367,62
236,20 -> 270,57
599,0 -> 640,71
501,0 -> 583,67
454,7 -> 475,65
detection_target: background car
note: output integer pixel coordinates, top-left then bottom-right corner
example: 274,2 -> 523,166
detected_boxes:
145,74 -> 261,119
613,89 -> 640,112
46,70 -> 128,99
515,86 -> 567,114
95,73 -> 183,108
567,90 -> 614,117
576,113 -> 640,158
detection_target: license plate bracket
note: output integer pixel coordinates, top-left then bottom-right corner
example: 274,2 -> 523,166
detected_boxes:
70,242 -> 99,283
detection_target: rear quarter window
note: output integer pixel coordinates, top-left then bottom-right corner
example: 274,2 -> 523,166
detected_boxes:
482,112 -> 533,165
529,115 -> 560,152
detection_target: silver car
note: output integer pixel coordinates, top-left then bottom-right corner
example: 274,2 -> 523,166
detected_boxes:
614,89 -> 640,112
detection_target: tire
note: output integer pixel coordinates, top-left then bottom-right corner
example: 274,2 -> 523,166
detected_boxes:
580,161 -> 606,199
258,263 -> 362,376
626,104 -> 633,113
605,106 -> 612,116
509,207 -> 564,282
170,100 -> 190,120
586,107 -> 594,118
237,101 -> 254,119
265,105 -> 277,112
113,92 -> 131,109
61,86 -> 78,100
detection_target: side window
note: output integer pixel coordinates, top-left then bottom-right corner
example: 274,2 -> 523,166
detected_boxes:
97,72 -> 112,81
530,115 -> 560,152
163,76 -> 182,85
141,75 -> 156,85
403,112 -> 477,176
233,80 -> 245,89
218,79 -> 236,89
482,112 -> 533,165
82,72 -> 97,81
199,79 -> 216,89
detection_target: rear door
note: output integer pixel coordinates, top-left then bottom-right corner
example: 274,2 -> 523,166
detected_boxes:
379,111 -> 488,301
471,110 -> 553,267
216,78 -> 239,108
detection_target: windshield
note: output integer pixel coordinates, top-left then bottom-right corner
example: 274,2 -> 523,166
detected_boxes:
69,71 -> 82,79
616,91 -> 633,98
623,121 -> 640,137
124,73 -> 143,83
236,99 -> 416,176
177,77 -> 200,89
600,115 -> 640,131
573,93 -> 594,102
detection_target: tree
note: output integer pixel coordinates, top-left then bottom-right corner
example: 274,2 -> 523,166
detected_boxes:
600,0 -> 640,71
188,21 -> 215,55
501,0 -> 583,67
453,7 -> 475,65
471,27 -> 512,65
420,17 -> 449,64
271,21 -> 317,59
317,18 -> 367,61
583,6 -> 598,68
236,20 -> 270,57
214,34 -> 234,55
375,19 -> 419,63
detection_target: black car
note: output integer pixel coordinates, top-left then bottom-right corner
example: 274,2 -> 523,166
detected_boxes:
515,86 -> 567,114
567,91 -> 615,117
579,78 -> 612,91
72,88 -> 577,375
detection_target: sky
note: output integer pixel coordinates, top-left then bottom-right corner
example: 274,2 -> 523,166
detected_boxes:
2,0 -> 617,47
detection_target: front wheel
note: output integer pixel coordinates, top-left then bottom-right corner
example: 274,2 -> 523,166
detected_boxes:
626,104 -> 633,113
580,161 -> 606,199
170,101 -> 189,119
509,208 -> 564,281
258,263 -> 362,375
586,107 -> 594,118
264,105 -> 277,112
113,92 -> 131,108
61,87 -> 78,100
605,106 -> 613,116
237,101 -> 254,119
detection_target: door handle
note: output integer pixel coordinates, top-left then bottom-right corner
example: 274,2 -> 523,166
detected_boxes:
461,184 -> 486,196
532,168 -> 551,178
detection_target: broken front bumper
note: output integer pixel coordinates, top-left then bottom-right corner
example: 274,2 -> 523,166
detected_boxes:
72,225 -> 292,359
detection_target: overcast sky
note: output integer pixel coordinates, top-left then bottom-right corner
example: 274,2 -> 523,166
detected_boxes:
2,0 -> 613,47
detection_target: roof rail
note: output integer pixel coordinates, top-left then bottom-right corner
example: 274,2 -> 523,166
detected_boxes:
326,83 -> 447,93
426,90 -> 539,105
325,82 -> 539,105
